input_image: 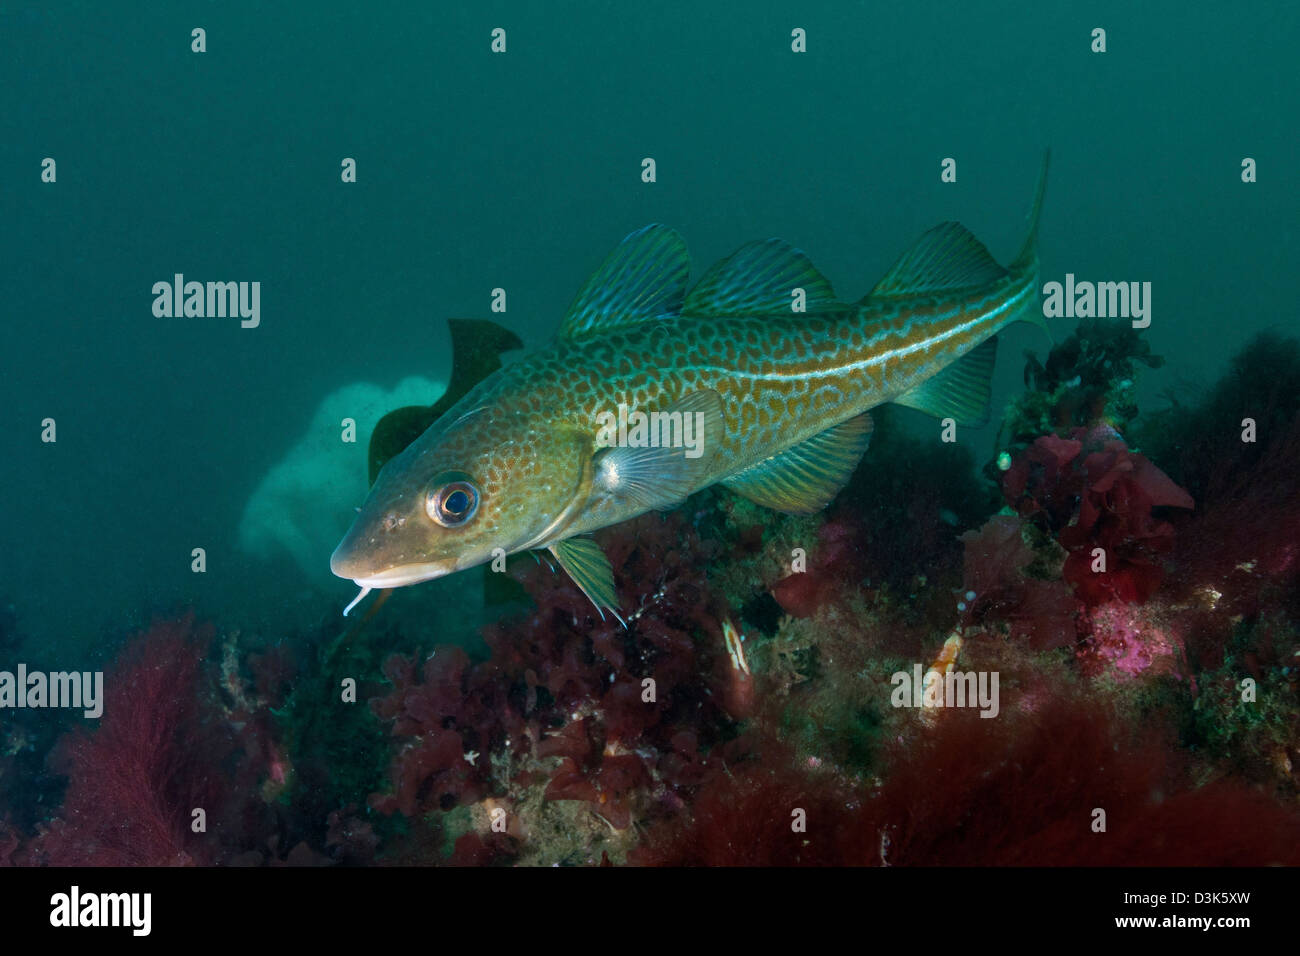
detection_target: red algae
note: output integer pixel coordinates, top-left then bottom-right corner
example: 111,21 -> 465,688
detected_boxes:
366,509 -> 746,857
959,515 -> 1080,650
7,337 -> 1297,869
28,615 -> 223,866
1004,425 -> 1194,606
634,692 -> 1300,866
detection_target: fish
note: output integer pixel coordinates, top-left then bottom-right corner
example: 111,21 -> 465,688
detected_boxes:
332,153 -> 1051,621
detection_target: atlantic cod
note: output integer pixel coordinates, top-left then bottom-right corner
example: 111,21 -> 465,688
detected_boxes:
332,154 -> 1050,621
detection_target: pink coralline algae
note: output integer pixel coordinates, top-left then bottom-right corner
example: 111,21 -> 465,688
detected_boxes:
1003,425 -> 1194,606
1076,601 -> 1188,681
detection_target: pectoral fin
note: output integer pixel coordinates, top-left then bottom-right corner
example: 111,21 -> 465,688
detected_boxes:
549,537 -> 625,626
722,412 -> 873,514
591,388 -> 725,512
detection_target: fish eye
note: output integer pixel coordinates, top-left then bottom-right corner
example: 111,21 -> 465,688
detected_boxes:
426,476 -> 480,527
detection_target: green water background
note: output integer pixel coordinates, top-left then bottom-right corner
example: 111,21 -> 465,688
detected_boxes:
2,1 -> 1295,653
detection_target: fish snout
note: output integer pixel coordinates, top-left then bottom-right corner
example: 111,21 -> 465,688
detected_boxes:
329,527 -> 459,589
329,536 -> 367,582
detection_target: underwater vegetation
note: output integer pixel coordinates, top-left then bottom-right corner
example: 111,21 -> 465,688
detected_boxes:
630,691 -> 1300,866
1002,317 -> 1164,448
3,326 -> 1300,866
1003,425 -> 1194,606
14,616 -> 231,865
367,506 -> 748,864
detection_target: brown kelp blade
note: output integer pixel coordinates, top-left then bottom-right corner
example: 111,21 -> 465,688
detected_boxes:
367,318 -> 522,484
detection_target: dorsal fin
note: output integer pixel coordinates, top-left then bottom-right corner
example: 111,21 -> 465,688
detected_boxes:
893,336 -> 998,426
722,412 -> 873,514
558,224 -> 689,341
684,238 -> 839,316
868,222 -> 1007,299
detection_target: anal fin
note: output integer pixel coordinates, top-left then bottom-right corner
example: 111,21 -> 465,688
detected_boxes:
722,412 -> 873,514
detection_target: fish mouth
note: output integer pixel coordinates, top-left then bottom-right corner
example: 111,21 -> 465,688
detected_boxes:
340,564 -> 451,588
329,547 -> 454,589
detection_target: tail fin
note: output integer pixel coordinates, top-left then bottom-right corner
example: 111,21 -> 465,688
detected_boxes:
1014,150 -> 1052,342
1012,149 -> 1050,272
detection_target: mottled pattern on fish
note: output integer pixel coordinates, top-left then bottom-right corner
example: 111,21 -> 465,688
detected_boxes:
476,275 -> 1037,476
332,154 -> 1050,617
